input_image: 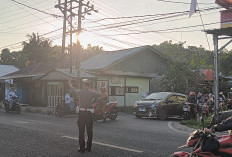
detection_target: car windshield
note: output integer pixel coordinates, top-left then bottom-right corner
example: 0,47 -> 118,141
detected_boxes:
144,93 -> 169,100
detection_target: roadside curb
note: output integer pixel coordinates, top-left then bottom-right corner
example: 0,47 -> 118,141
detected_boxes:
169,121 -> 195,134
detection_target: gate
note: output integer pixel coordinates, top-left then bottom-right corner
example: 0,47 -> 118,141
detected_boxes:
47,82 -> 64,107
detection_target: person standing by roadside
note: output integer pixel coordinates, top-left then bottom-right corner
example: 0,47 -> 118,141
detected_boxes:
68,79 -> 102,153
98,87 -> 108,123
187,92 -> 197,119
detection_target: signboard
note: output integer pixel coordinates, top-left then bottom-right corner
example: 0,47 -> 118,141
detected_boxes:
221,10 -> 232,28
203,70 -> 214,81
216,0 -> 232,9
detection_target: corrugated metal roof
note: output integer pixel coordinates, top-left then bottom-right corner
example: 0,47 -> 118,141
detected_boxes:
81,45 -> 149,70
0,65 -> 19,77
55,68 -> 96,78
1,62 -> 62,79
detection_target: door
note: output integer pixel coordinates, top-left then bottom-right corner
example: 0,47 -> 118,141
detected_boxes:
165,95 -> 179,116
175,95 -> 187,116
47,82 -> 64,107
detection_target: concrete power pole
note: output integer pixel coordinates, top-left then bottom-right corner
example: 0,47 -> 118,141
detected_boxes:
69,1 -> 73,73
55,0 -> 98,85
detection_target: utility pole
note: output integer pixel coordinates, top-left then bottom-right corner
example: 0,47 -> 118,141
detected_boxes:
69,1 -> 73,73
213,34 -> 219,122
55,0 -> 98,85
76,0 -> 83,87
61,0 -> 67,59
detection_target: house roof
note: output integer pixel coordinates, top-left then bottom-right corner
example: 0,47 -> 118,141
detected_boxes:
0,65 -> 19,77
81,45 -> 163,71
55,68 -> 96,78
0,62 -> 61,79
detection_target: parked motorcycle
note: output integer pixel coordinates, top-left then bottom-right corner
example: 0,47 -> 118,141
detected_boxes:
92,101 -> 118,121
173,117 -> 232,157
4,96 -> 21,114
183,102 -> 191,120
226,98 -> 232,110
55,101 -> 78,117
201,103 -> 209,117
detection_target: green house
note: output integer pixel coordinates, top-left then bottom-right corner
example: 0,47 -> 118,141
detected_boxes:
78,45 -> 169,107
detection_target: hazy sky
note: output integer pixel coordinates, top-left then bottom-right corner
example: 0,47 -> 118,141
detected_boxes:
0,0 -> 226,51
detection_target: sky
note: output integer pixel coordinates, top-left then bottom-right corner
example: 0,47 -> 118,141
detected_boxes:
0,0 -> 228,52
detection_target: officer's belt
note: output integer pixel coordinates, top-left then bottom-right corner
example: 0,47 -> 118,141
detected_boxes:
79,108 -> 94,113
79,108 -> 91,111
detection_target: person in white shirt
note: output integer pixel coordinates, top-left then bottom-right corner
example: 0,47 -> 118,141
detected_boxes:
65,89 -> 75,112
5,88 -> 17,109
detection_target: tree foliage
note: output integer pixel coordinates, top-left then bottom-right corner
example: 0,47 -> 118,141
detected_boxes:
160,61 -> 202,94
153,41 -> 214,93
0,33 -> 104,69
219,51 -> 232,76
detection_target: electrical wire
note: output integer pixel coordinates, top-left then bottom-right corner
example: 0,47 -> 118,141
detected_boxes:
10,0 -> 63,18
156,0 -> 216,5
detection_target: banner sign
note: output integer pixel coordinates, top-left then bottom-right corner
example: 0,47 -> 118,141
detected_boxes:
216,0 -> 232,9
221,10 -> 232,28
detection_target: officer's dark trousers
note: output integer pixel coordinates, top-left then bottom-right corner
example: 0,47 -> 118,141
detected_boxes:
78,111 -> 94,151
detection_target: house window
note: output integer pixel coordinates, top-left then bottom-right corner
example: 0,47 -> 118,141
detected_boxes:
111,77 -> 120,84
126,87 -> 139,93
109,86 -> 125,96
96,81 -> 108,92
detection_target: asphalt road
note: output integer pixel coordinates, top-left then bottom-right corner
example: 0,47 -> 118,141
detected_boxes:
0,110 -> 194,157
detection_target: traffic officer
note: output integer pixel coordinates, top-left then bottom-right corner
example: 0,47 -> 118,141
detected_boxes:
68,79 -> 102,153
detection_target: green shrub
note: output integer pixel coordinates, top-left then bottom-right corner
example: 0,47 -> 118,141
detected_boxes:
181,114 -> 213,129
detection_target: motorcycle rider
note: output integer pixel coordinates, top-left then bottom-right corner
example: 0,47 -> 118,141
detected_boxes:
98,87 -> 108,123
65,89 -> 75,112
187,92 -> 197,119
5,87 -> 18,109
219,91 -> 226,111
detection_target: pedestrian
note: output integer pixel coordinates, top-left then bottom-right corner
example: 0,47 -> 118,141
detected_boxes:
68,79 -> 102,153
98,87 -> 108,123
187,92 -> 197,119
65,89 -> 75,112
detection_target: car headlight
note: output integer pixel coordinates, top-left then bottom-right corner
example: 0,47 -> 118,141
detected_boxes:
151,104 -> 157,108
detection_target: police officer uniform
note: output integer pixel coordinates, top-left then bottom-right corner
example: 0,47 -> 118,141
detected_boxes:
69,79 -> 101,153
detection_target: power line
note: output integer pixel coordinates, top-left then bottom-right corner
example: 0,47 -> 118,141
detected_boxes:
1,6 -> 57,25
156,0 -> 215,5
197,4 -> 211,50
92,21 -> 220,36
10,1 -> 60,28
93,0 -> 160,44
0,28 -> 63,50
85,7 -> 220,31
10,0 -> 63,18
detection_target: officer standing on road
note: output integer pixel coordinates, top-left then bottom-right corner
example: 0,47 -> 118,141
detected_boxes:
68,79 -> 102,153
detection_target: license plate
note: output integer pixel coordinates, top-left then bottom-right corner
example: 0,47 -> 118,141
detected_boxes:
183,108 -> 188,111
139,108 -> 146,112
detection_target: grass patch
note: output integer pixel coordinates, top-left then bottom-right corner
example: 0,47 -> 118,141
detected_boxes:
180,114 -> 213,129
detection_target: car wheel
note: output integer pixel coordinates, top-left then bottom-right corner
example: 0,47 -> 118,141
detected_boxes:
183,112 -> 189,120
157,108 -> 167,120
5,107 -> 9,113
136,114 -> 142,118
17,106 -> 21,114
109,109 -> 117,120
